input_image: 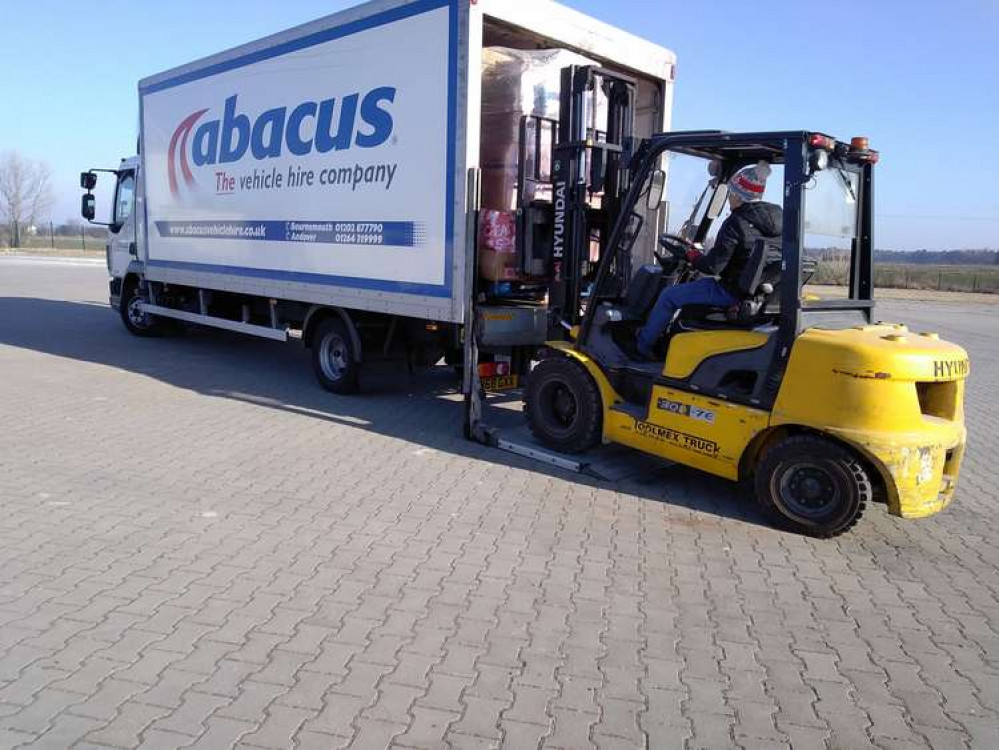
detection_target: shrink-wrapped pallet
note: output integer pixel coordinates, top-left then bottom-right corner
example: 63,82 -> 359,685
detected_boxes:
479,46 -> 597,281
480,46 -> 597,211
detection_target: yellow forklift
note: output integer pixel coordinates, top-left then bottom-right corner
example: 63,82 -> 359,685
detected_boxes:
515,130 -> 969,537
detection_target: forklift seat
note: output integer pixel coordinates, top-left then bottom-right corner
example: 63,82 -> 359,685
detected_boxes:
677,239 -> 783,329
733,238 -> 783,299
621,264 -> 665,320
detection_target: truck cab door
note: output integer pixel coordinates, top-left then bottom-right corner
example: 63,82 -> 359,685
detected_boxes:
108,170 -> 136,278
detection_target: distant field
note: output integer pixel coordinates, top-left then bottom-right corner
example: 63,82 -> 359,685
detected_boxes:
3,236 -> 106,254
875,264 -> 999,294
814,261 -> 999,294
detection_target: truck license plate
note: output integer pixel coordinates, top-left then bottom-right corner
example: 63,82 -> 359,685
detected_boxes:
482,374 -> 519,391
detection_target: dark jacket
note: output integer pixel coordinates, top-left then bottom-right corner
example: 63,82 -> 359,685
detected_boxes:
692,201 -> 783,294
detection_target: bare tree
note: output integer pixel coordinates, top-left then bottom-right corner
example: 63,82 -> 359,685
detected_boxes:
0,151 -> 54,248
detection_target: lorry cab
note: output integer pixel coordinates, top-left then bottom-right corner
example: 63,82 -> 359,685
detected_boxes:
107,157 -> 141,305
83,156 -> 160,334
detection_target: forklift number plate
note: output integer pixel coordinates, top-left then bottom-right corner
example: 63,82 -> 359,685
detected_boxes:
482,375 -> 520,392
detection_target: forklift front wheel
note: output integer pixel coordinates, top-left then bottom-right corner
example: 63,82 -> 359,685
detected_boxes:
755,435 -> 870,538
524,356 -> 602,454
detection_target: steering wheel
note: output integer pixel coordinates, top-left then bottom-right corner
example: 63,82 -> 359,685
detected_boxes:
655,233 -> 695,267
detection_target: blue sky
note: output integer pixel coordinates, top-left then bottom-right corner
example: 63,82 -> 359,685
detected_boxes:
2,0 -> 996,250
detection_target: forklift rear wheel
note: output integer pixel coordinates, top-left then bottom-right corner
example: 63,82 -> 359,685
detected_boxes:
755,435 -> 870,537
525,356 -> 602,454
120,280 -> 165,337
312,318 -> 360,395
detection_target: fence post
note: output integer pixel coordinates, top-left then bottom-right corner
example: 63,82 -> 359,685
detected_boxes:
80,226 -> 86,252
938,271 -> 942,291
973,275 -> 978,293
50,221 -> 55,249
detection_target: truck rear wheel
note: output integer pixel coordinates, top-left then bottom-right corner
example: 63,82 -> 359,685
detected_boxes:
755,435 -> 870,537
524,356 -> 602,454
120,279 -> 164,337
312,318 -> 360,394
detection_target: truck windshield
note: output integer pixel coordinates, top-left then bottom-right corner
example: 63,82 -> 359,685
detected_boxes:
114,172 -> 135,226
803,164 -> 859,240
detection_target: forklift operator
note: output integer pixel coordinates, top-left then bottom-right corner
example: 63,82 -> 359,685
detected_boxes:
637,161 -> 782,360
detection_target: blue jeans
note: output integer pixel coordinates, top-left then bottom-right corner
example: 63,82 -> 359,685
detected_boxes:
637,278 -> 736,355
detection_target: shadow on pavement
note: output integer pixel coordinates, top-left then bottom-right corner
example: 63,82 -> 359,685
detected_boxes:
0,296 -> 770,528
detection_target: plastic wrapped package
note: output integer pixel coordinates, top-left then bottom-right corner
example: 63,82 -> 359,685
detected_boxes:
480,46 -> 597,212
479,46 -> 599,282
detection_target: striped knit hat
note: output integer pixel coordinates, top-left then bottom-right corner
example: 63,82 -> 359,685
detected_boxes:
730,161 -> 772,202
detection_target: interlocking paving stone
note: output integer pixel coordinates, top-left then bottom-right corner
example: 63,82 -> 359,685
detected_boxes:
1,261 -> 997,748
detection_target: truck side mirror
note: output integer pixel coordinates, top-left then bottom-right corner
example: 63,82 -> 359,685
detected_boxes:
81,193 -> 96,222
646,169 -> 666,210
80,171 -> 97,190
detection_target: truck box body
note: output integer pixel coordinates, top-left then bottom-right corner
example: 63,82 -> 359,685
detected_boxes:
136,0 -> 675,325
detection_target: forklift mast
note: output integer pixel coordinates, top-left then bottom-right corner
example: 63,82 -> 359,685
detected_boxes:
548,66 -> 637,335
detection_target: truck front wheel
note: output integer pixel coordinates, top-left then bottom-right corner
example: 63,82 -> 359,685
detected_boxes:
312,318 -> 360,394
755,435 -> 870,537
120,279 -> 164,337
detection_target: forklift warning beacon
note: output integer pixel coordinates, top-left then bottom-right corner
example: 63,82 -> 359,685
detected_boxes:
81,0 -> 968,537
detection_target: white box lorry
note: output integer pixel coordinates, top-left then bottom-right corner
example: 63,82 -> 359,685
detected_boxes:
82,0 -> 674,398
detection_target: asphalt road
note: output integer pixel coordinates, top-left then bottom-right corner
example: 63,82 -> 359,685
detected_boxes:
0,257 -> 997,750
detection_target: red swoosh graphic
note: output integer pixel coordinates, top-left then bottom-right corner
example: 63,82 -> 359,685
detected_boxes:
168,108 -> 208,198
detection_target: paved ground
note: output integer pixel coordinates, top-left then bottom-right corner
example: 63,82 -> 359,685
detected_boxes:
0,258 -> 997,750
